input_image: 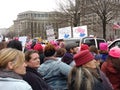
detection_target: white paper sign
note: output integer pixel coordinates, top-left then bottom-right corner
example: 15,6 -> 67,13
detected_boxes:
73,25 -> 88,38
19,36 -> 27,46
46,29 -> 55,41
58,26 -> 71,39
19,36 -> 27,51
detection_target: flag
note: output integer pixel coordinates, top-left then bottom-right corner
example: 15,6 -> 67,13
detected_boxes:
113,23 -> 120,30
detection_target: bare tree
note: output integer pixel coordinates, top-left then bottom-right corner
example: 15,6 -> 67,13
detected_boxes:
56,0 -> 84,27
6,31 -> 17,38
89,0 -> 120,39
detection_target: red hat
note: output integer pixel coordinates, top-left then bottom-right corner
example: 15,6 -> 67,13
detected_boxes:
109,47 -> 120,58
74,50 -> 94,66
80,44 -> 89,51
33,43 -> 43,51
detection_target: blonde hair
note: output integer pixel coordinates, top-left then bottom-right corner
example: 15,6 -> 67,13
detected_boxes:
0,48 -> 25,69
68,66 -> 94,90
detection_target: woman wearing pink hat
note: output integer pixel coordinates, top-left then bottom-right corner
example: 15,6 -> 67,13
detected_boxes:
99,42 -> 109,67
101,47 -> 120,90
68,50 -> 113,90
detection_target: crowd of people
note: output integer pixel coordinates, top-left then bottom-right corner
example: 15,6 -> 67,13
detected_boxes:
0,37 -> 120,90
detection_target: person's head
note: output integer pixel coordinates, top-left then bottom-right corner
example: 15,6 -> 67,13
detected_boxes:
91,52 -> 101,66
44,44 -> 56,57
89,45 -> 98,54
33,43 -> 43,54
0,41 -> 7,50
108,47 -> 120,71
68,50 -> 98,90
25,50 -> 40,68
7,40 -> 22,51
65,42 -> 78,54
89,45 -> 100,66
59,42 -> 65,48
99,42 -> 108,51
0,48 -> 26,75
80,44 -> 89,51
74,50 -> 97,69
49,40 -> 59,50
25,40 -> 32,50
55,48 -> 66,57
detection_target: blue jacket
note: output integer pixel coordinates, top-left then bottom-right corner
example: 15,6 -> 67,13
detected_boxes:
38,59 -> 72,90
100,54 -> 108,62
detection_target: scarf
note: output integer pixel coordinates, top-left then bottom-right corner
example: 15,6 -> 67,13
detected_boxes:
0,69 -> 22,79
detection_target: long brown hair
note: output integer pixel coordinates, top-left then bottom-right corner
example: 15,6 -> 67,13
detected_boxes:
107,56 -> 120,72
68,66 -> 94,90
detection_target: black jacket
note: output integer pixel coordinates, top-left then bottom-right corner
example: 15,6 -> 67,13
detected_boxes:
23,67 -> 53,90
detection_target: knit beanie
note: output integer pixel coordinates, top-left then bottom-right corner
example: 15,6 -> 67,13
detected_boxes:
74,50 -> 94,66
80,44 -> 89,51
33,43 -> 43,51
99,42 -> 108,51
109,47 -> 120,58
61,52 -> 73,65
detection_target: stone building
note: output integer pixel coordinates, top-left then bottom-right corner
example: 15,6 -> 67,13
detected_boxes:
14,11 -> 69,39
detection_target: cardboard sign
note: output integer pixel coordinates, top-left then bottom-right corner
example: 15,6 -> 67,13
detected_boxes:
73,25 -> 88,38
58,26 -> 71,39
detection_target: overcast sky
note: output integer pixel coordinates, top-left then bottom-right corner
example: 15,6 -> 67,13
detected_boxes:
0,0 -> 58,28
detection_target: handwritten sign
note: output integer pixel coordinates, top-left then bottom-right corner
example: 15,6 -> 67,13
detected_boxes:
73,25 -> 87,38
46,28 -> 55,41
58,26 -> 71,39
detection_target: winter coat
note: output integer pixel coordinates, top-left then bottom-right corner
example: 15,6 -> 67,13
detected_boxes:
61,52 -> 74,65
0,69 -> 32,90
69,68 -> 113,90
23,67 -> 53,90
100,53 -> 108,62
101,61 -> 120,90
38,57 -> 72,90
99,69 -> 113,90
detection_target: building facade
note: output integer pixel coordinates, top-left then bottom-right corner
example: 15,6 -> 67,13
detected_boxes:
14,11 -> 69,39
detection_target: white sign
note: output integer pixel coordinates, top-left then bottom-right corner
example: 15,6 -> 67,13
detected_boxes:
46,29 -> 54,35
46,28 -> 55,41
58,26 -> 71,39
73,25 -> 88,38
19,36 -> 27,51
0,34 -> 3,42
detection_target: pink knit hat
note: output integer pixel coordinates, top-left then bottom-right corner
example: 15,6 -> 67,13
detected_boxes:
80,44 -> 89,51
74,50 -> 94,66
109,47 -> 120,58
99,42 -> 108,51
49,40 -> 59,50
33,43 -> 43,51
